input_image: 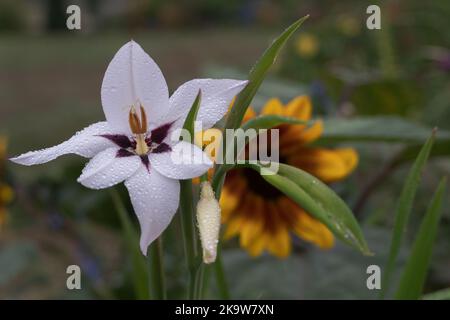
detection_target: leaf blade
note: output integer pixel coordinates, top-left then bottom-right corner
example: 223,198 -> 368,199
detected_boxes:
224,15 -> 309,131
245,162 -> 371,255
241,114 -> 311,131
395,177 -> 447,300
380,131 -> 436,298
320,116 -> 450,144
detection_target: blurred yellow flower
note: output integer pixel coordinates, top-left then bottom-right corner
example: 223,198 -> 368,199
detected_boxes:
0,136 -> 13,228
295,33 -> 319,58
220,96 -> 358,258
0,136 -> 6,161
336,15 -> 361,37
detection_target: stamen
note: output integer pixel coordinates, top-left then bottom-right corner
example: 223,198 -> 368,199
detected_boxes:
128,104 -> 149,135
139,105 -> 148,133
129,106 -> 141,134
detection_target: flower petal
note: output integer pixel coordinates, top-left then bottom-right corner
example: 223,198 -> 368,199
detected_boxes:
101,41 -> 169,134
284,96 -> 312,121
287,147 -> 358,183
10,122 -> 115,166
125,167 -> 180,255
261,98 -> 284,115
149,141 -> 212,179
165,79 -> 248,131
77,147 -> 141,189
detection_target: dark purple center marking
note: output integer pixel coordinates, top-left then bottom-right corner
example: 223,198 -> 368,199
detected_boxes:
140,155 -> 150,172
152,143 -> 172,154
99,134 -> 132,149
149,121 -> 174,145
116,149 -> 134,157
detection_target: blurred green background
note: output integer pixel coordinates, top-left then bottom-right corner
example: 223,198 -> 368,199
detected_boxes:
0,0 -> 449,299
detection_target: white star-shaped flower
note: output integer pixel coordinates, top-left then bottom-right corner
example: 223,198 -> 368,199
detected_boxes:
11,40 -> 247,254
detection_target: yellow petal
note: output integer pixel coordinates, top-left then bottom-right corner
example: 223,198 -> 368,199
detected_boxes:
280,120 -> 323,153
0,185 -> 13,204
261,98 -> 284,115
267,227 -> 291,258
243,107 -> 257,123
264,200 -> 292,258
333,148 -> 359,175
293,209 -> 334,249
284,96 -> 312,121
220,188 -> 240,221
223,215 -> 244,240
0,136 -> 7,159
239,195 -> 264,247
246,234 -> 267,257
287,147 -> 358,183
194,128 -> 223,162
223,192 -> 252,239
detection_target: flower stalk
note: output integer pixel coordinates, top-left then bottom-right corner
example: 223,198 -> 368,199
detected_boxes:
149,237 -> 166,300
179,90 -> 204,299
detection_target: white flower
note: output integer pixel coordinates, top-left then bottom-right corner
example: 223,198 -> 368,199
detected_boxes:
11,40 -> 247,255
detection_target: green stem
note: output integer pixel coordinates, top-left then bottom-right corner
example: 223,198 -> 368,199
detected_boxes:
179,179 -> 201,299
193,263 -> 205,299
149,237 -> 166,299
214,249 -> 230,299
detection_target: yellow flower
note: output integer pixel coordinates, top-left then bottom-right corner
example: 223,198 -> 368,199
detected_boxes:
0,136 -> 13,228
220,96 -> 358,258
336,15 -> 361,37
295,33 -> 319,58
0,136 -> 6,162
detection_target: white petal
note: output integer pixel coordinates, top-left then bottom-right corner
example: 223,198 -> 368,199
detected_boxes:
10,122 -> 115,166
164,79 -> 248,130
149,141 -> 212,179
125,167 -> 180,255
101,40 -> 169,134
77,147 -> 142,189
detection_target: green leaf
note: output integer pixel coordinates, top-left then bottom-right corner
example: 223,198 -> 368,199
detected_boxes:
243,162 -> 371,255
395,177 -> 447,300
110,189 -> 150,300
180,90 -> 203,298
241,114 -> 311,131
224,15 -> 309,131
212,16 -> 309,193
380,131 -> 436,298
395,139 -> 450,164
320,116 -> 450,144
422,288 -> 450,300
182,90 -> 202,139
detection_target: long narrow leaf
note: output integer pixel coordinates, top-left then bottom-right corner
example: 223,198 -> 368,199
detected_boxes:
224,15 -> 309,131
380,131 -> 436,298
241,114 -> 311,131
395,177 -> 447,300
212,16 -> 308,192
422,288 -> 450,300
180,90 -> 203,298
321,117 -> 450,144
244,163 -> 371,255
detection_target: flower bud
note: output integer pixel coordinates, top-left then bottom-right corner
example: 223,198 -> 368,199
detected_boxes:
196,181 -> 221,264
